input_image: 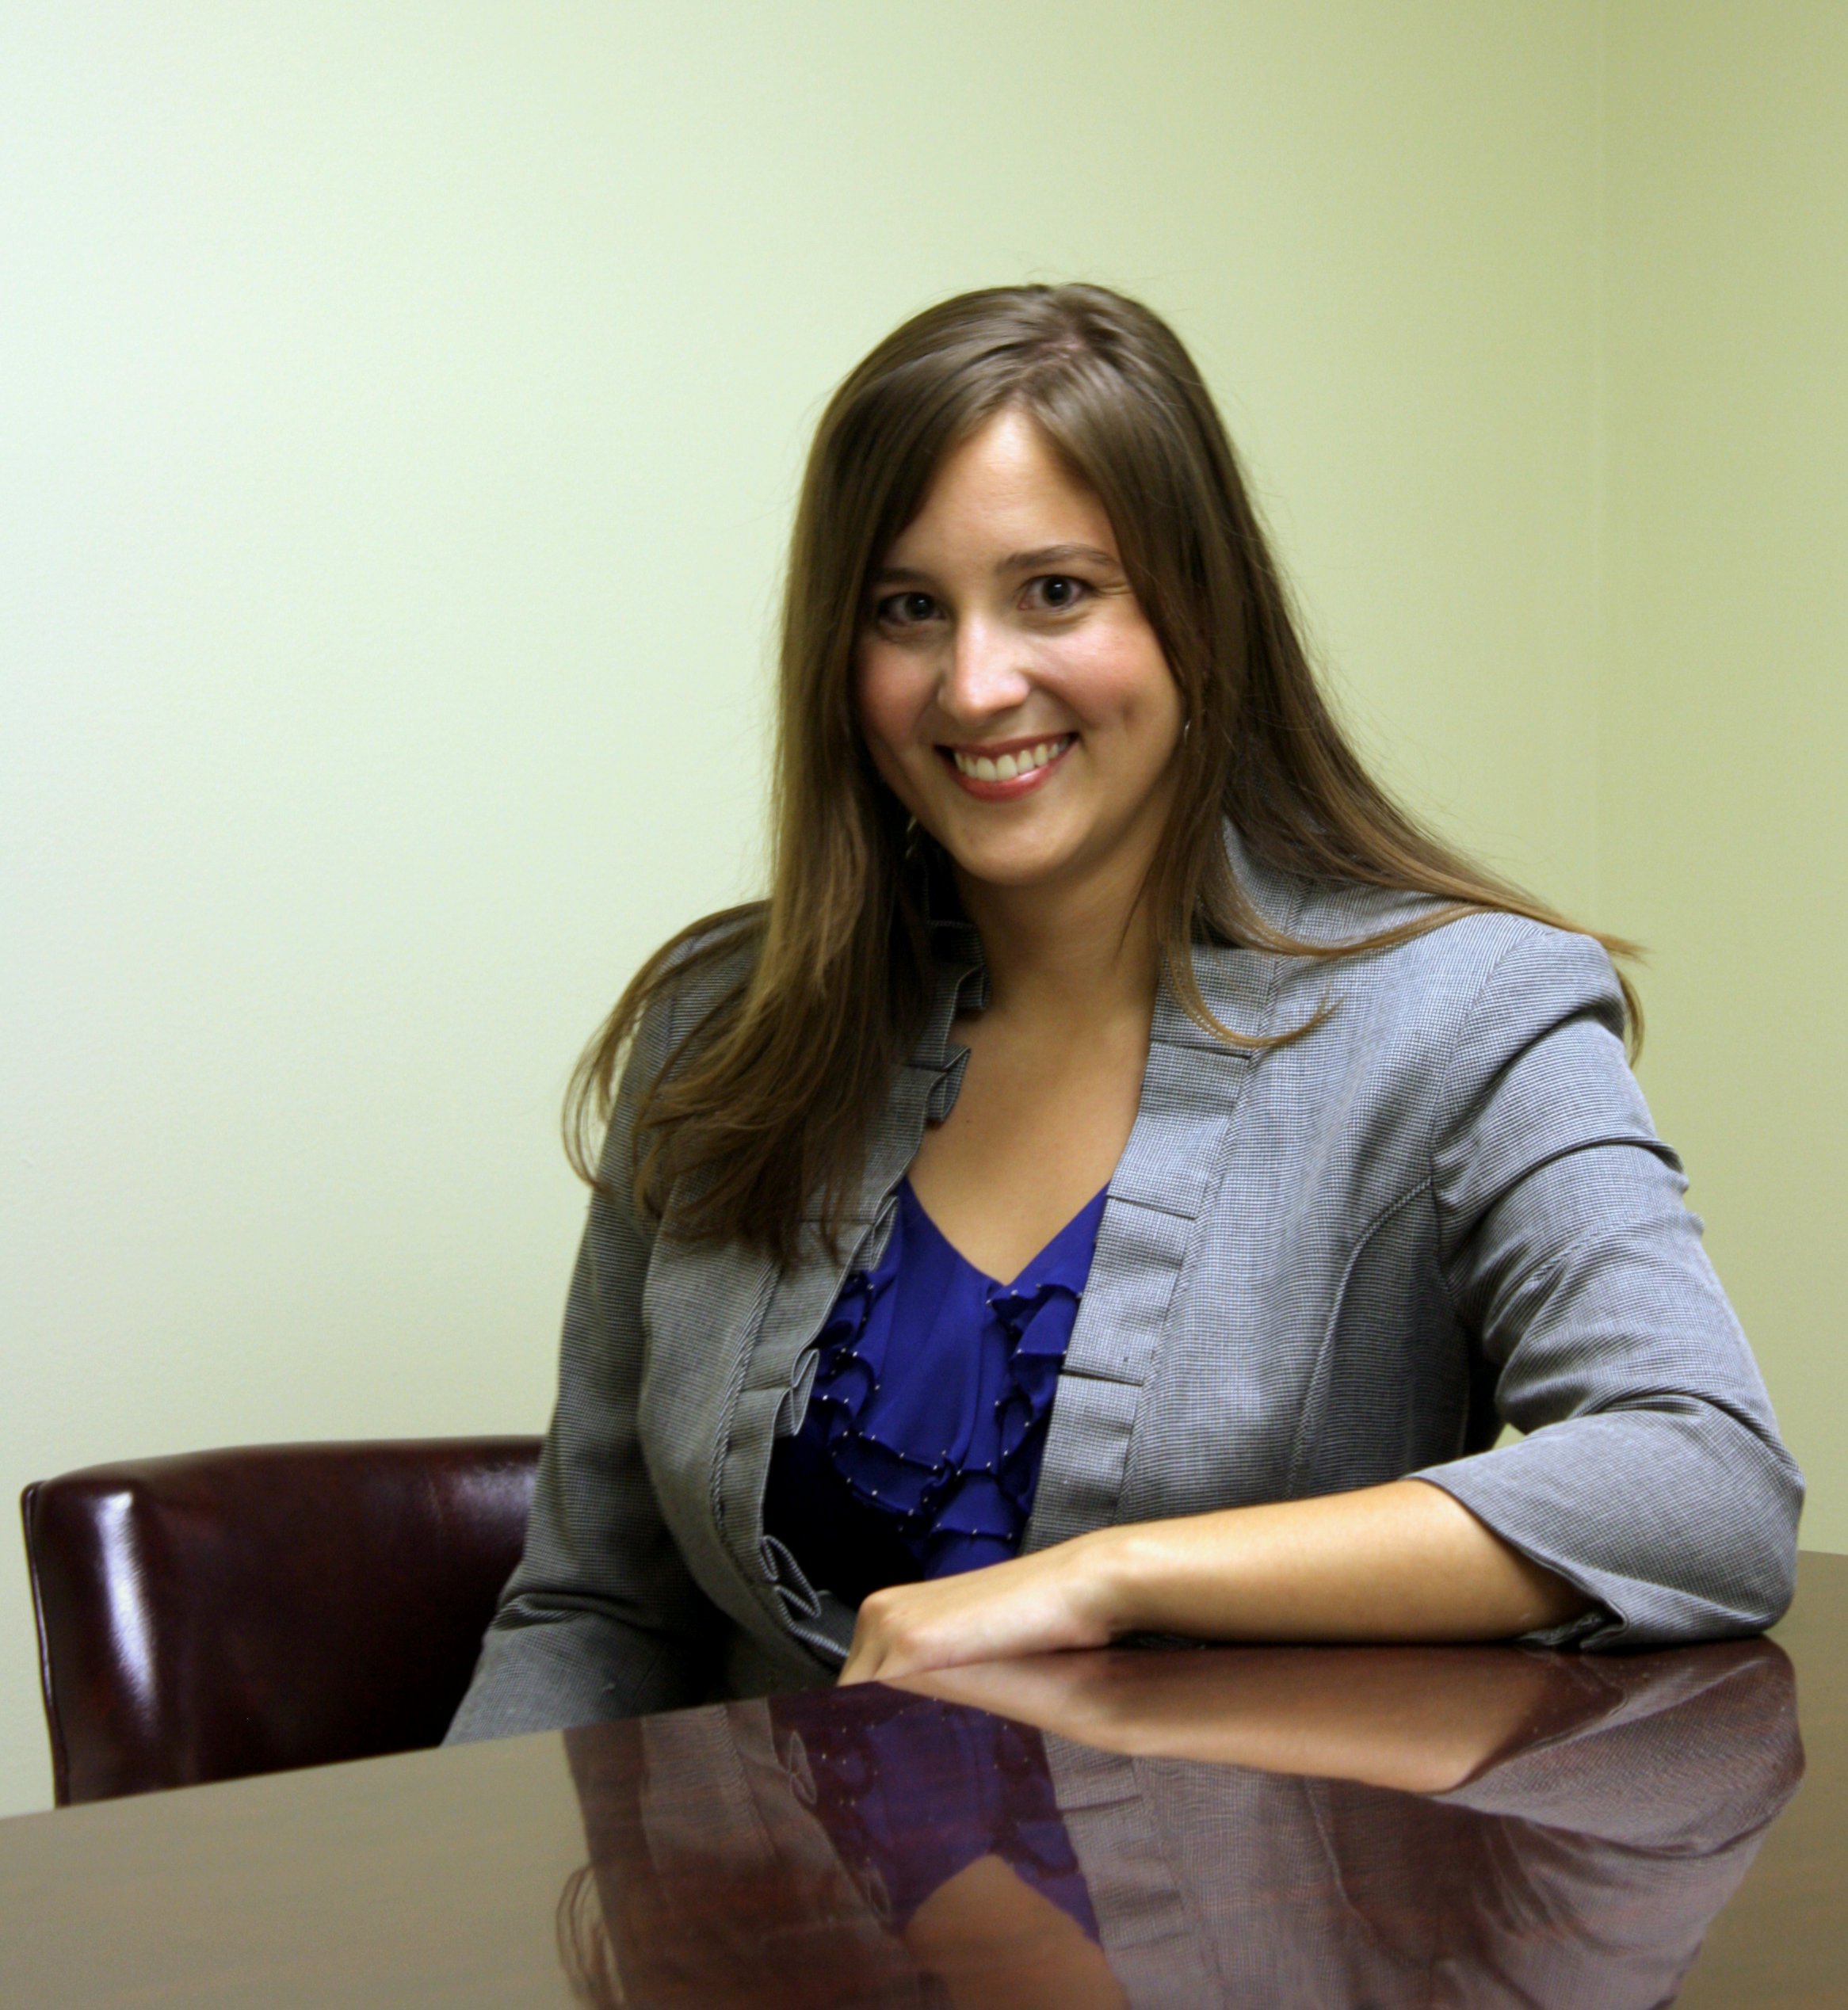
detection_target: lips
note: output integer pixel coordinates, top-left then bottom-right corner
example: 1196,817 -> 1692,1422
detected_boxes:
949,733 -> 1074,783
937,733 -> 1075,801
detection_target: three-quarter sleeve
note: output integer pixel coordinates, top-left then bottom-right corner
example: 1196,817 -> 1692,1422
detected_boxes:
1411,927 -> 1803,1647
446,991 -> 722,1743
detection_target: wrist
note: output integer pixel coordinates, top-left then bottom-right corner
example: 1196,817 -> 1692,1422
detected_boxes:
1065,1522 -> 1155,1641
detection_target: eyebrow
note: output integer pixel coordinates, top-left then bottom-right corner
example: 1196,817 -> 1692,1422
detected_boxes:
997,542 -> 1121,574
870,542 -> 1121,587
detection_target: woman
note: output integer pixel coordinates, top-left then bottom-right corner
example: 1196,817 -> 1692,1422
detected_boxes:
449,284 -> 1800,1742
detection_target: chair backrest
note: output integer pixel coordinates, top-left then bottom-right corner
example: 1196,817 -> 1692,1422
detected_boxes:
21,1436 -> 541,1806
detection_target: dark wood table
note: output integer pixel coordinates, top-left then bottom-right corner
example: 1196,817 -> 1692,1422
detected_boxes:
5,1554 -> 1844,2007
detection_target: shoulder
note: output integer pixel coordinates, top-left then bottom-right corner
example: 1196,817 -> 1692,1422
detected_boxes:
1311,892 -> 1624,1036
631,904 -> 766,1045
613,903 -> 766,1102
1210,819 -> 1623,1042
655,905 -> 766,1036
1315,902 -> 1651,1184
1191,879 -> 1637,1165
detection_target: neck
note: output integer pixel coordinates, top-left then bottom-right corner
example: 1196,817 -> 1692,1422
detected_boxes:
953,849 -> 1164,1032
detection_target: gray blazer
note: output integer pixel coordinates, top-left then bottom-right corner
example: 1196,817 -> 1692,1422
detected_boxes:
449,832 -> 1803,1744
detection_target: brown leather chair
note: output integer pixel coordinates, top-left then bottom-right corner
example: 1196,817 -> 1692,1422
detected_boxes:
21,1436 -> 541,1806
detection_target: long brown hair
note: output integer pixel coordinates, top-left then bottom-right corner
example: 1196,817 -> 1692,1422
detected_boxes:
568,284 -> 1639,1266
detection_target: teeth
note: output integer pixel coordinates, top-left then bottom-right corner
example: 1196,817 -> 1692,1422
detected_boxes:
953,734 -> 1071,781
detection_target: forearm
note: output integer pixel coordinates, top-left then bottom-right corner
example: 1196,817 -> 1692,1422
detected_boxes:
1083,1478 -> 1586,1643
841,1478 -> 1588,1685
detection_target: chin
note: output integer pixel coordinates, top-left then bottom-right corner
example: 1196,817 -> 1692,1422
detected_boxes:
942,835 -> 1082,892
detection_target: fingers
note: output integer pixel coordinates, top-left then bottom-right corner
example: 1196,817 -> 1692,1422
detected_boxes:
838,1589 -> 944,1686
837,1641 -> 881,1685
834,1549 -> 1099,1687
838,1589 -> 904,1684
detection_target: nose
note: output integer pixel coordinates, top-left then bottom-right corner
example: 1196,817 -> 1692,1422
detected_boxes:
938,612 -> 1032,728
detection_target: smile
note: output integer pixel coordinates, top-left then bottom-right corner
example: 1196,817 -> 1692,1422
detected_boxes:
945,734 -> 1075,787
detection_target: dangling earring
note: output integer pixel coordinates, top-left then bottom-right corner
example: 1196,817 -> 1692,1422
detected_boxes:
902,814 -> 922,862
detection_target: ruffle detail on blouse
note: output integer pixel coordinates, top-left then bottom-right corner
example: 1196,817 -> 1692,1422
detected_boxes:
796,1179 -> 1106,1578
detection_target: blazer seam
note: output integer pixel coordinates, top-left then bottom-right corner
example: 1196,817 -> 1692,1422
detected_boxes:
1284,1178 -> 1435,1496
707,1264 -> 781,1545
1423,920 -> 1531,1326
1424,922 -> 1548,1229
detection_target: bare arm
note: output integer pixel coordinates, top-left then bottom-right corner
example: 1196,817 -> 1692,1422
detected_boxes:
839,1479 -> 1584,1686
1091,1479 -> 1583,1641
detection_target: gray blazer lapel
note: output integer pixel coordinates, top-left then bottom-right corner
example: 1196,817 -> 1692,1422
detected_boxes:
1025,935 -> 1287,1551
1027,824 -> 1309,1550
698,920 -> 987,1649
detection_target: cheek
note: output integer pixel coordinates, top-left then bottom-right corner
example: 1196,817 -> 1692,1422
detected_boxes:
1055,624 -> 1181,734
853,644 -> 930,784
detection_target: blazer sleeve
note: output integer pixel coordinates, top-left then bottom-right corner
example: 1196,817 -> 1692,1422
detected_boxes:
1410,926 -> 1804,1648
446,990 -> 723,1744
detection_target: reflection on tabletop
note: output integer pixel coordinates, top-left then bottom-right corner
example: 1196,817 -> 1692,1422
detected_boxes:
554,1637 -> 1800,2008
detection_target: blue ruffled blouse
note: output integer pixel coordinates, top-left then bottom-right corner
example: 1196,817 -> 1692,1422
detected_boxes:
762,1176 -> 1109,1607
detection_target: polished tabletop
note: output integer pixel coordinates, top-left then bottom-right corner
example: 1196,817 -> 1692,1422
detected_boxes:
4,1553 -> 1844,2008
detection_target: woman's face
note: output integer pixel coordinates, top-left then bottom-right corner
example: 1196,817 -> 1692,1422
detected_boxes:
854,407 -> 1184,901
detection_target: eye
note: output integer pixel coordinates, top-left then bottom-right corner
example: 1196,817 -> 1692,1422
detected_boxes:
1024,574 -> 1090,612
874,590 -> 942,628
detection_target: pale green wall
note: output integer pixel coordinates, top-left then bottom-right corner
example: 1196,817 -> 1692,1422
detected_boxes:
13,0 -> 1822,1822
1598,4 -> 1848,1548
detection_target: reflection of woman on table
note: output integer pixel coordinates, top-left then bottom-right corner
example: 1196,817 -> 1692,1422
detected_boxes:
557,1639 -> 1799,2009
451,284 -> 1800,1741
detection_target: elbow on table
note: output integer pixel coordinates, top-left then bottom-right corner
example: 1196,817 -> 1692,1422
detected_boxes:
1725,1445 -> 1804,1634
1687,1397 -> 1805,1633
1631,1428 -> 1804,1646
1433,1407 -> 1804,1649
